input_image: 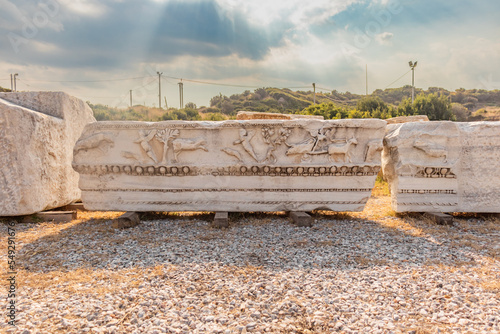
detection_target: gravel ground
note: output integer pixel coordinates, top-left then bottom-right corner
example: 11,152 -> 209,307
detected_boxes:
1,197 -> 499,334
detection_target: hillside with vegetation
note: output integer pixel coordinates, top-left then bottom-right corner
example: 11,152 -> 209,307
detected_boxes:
91,86 -> 500,122
1,85 -> 498,122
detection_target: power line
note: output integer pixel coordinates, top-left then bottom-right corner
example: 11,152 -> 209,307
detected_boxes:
162,75 -> 263,88
316,86 -> 334,91
5,72 -> 322,91
20,76 -> 153,83
384,70 -> 411,89
162,75 -> 315,90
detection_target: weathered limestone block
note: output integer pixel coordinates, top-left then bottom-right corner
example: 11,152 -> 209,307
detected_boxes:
237,111 -> 324,120
73,119 -> 386,212
382,121 -> 500,213
0,92 -> 96,216
385,115 -> 429,124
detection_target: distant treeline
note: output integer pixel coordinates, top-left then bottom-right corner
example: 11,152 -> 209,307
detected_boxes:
62,85 -> 500,122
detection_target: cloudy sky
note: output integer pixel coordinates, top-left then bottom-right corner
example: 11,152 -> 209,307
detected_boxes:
1,0 -> 499,108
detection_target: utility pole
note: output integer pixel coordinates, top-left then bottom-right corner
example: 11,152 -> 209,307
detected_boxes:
157,72 -> 163,109
164,97 -> 168,109
10,74 -> 13,91
312,83 -> 316,104
178,80 -> 184,109
129,90 -> 132,107
13,73 -> 18,92
409,61 -> 418,103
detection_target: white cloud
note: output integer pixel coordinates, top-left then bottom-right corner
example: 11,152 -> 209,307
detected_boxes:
58,0 -> 108,17
218,0 -> 357,27
375,31 -> 393,45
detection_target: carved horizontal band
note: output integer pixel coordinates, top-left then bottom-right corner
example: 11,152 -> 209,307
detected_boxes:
81,188 -> 374,193
415,167 -> 456,178
73,164 -> 381,177
84,200 -> 367,206
398,189 -> 457,194
90,122 -> 384,131
397,202 -> 458,206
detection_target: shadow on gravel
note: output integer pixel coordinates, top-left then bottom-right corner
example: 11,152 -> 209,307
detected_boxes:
15,204 -> 499,274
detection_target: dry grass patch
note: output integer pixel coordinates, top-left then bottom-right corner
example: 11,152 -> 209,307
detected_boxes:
371,175 -> 391,197
312,211 -> 353,220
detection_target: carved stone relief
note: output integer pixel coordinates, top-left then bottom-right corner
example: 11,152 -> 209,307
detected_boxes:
233,129 -> 259,162
172,137 -> 208,162
73,132 -> 114,157
73,119 -> 387,212
382,121 -> 500,213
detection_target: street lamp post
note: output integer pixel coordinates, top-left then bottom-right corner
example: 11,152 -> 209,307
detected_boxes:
408,61 -> 417,103
157,72 -> 163,109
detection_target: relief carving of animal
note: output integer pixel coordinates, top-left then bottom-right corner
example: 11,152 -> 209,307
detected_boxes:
74,132 -> 114,156
364,139 -> 383,163
413,138 -> 447,163
172,138 -> 208,161
327,138 -> 358,163
285,138 -> 315,156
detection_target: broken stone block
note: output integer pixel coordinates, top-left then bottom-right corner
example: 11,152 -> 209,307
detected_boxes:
385,115 -> 429,124
73,119 -> 386,212
0,92 -> 96,216
382,121 -> 500,213
236,111 -> 324,120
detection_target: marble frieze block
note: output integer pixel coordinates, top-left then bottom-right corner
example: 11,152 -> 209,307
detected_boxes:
382,121 -> 500,213
73,119 -> 387,212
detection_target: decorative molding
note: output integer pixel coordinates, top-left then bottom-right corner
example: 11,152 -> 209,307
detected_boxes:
73,164 -> 381,177
89,121 -> 386,131
397,202 -> 458,206
399,166 -> 456,178
398,189 -> 457,194
80,188 -> 374,193
84,200 -> 367,206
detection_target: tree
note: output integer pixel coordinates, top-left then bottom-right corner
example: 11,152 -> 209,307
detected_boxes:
357,96 -> 390,115
221,100 -> 235,115
411,93 -> 453,120
254,88 -> 268,100
451,103 -> 469,121
301,102 -> 348,119
183,107 -> 201,120
185,102 -> 197,109
206,113 -> 226,121
210,94 -> 224,107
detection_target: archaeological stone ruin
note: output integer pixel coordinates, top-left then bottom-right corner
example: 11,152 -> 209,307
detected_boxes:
0,92 -> 95,216
382,121 -> 500,213
1,90 -> 499,219
72,119 -> 386,212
